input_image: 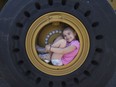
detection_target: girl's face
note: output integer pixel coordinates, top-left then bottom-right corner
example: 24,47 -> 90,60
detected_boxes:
63,29 -> 76,42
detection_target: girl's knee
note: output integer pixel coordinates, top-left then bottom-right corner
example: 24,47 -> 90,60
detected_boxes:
52,38 -> 66,48
53,36 -> 63,43
59,39 -> 66,47
60,39 -> 66,43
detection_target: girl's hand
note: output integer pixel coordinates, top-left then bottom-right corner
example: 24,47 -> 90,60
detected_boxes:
45,44 -> 51,52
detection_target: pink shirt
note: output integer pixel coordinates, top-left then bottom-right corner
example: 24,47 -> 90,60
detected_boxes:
61,40 -> 80,65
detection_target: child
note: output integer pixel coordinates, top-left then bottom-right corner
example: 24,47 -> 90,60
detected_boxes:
36,27 -> 80,66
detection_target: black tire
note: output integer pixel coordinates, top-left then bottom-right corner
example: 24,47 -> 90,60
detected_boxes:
0,0 -> 116,87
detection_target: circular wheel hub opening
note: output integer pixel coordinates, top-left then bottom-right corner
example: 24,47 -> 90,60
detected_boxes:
26,12 -> 90,76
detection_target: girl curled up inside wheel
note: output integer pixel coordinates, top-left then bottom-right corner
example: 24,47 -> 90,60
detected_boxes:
36,27 -> 80,66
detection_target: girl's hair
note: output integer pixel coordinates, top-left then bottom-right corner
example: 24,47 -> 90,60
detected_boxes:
63,27 -> 76,34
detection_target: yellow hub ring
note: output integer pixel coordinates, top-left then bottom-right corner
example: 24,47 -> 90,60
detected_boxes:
26,12 -> 90,76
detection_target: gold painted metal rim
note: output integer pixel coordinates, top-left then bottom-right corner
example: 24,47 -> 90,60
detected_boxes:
107,0 -> 116,10
25,12 -> 90,76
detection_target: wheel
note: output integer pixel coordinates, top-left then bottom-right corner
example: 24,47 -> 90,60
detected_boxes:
107,0 -> 116,12
0,0 -> 116,87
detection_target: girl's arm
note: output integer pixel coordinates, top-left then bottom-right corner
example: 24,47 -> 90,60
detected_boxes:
50,45 -> 77,54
